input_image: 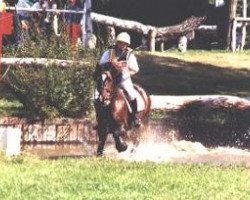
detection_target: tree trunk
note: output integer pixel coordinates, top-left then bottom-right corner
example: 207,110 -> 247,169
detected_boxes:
240,0 -> 247,51
224,0 -> 238,50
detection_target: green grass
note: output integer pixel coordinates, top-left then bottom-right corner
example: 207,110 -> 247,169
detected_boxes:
135,50 -> 250,96
0,84 -> 24,117
0,155 -> 249,200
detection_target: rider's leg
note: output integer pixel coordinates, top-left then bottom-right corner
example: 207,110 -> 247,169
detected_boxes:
120,78 -> 141,127
93,97 -> 101,130
129,98 -> 141,127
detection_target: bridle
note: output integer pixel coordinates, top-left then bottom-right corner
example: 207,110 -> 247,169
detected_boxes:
99,70 -> 114,106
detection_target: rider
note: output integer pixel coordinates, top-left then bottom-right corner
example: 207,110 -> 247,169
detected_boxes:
97,32 -> 141,128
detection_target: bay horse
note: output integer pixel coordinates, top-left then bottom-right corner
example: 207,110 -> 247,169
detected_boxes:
94,69 -> 151,156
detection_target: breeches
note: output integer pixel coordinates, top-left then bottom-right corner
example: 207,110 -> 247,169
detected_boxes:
119,78 -> 137,101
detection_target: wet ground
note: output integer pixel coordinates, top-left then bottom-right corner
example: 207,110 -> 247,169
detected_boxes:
22,119 -> 250,167
21,95 -> 250,166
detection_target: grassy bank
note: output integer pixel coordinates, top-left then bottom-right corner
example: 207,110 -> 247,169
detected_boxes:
0,155 -> 249,200
136,50 -> 250,96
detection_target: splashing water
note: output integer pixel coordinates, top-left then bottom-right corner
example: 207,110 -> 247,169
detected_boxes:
104,126 -> 250,167
22,121 -> 250,167
106,139 -> 250,167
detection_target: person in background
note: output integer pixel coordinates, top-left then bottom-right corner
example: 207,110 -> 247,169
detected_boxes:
31,0 -> 58,39
97,32 -> 141,128
0,0 -> 6,12
63,0 -> 83,51
16,0 -> 36,44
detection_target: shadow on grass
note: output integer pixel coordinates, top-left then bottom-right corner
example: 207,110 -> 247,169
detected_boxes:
135,54 -> 250,96
0,83 -> 26,117
174,100 -> 250,149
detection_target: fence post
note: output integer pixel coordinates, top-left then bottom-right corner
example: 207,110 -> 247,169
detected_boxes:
81,2 -> 86,47
148,29 -> 156,52
81,0 -> 93,48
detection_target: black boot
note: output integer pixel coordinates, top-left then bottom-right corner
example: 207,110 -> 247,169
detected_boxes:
130,99 -> 141,128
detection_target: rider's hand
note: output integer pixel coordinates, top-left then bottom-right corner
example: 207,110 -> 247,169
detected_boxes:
111,59 -> 127,71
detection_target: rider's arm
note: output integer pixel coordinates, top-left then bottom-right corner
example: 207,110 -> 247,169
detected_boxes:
111,53 -> 139,75
127,53 -> 139,75
99,51 -> 111,70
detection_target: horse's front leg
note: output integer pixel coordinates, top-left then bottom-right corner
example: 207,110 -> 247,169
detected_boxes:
112,126 -> 128,153
96,127 -> 108,156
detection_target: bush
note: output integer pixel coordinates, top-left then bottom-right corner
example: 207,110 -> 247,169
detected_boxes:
6,63 -> 95,119
3,37 -> 100,119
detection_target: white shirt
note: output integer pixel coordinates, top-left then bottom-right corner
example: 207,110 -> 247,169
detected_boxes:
99,49 -> 139,80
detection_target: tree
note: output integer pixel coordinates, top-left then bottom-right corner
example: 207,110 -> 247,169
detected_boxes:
224,0 -> 238,50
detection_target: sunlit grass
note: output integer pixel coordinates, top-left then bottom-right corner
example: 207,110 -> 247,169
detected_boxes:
136,50 -> 250,96
0,155 -> 249,200
151,50 -> 250,69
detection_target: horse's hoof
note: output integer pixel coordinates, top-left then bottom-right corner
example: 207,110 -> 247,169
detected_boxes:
96,152 -> 103,157
117,143 -> 128,153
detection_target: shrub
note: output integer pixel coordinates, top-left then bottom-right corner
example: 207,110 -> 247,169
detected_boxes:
3,36 -> 100,119
6,62 -> 95,119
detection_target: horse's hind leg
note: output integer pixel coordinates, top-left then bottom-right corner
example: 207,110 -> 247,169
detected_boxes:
97,129 -> 108,156
128,128 -> 141,153
112,128 -> 128,153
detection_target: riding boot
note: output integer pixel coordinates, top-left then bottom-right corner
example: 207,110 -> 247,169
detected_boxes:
130,99 -> 141,128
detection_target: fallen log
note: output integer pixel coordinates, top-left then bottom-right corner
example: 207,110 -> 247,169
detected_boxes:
156,16 -> 207,42
92,12 -> 206,42
1,58 -> 91,67
91,12 -> 155,35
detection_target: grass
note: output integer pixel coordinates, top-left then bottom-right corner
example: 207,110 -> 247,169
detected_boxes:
0,155 -> 249,200
0,84 -> 24,117
1,50 -> 250,199
135,50 -> 250,96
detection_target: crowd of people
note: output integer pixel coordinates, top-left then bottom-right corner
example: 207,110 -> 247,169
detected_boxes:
3,0 -> 84,48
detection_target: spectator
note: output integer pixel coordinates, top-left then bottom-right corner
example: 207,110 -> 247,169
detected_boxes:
31,0 -> 58,39
63,0 -> 83,50
0,0 -> 6,12
16,0 -> 36,44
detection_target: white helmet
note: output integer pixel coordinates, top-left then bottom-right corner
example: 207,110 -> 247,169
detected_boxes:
116,32 -> 131,45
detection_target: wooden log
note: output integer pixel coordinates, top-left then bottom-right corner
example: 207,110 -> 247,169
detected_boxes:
7,6 -> 206,44
91,12 -> 155,35
0,58 -> 91,67
91,12 -> 206,42
155,16 -> 206,42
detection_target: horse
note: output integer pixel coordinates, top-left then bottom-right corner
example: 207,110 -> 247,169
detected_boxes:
94,69 -> 151,156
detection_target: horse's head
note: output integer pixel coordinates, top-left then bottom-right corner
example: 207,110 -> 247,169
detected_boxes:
99,71 -> 114,106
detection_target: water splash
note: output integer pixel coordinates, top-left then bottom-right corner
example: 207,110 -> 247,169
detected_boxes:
113,139 -> 250,167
